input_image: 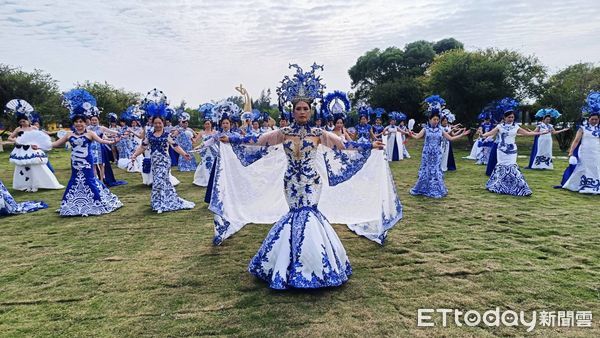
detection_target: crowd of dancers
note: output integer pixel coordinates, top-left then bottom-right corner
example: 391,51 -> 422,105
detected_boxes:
1,64 -> 599,290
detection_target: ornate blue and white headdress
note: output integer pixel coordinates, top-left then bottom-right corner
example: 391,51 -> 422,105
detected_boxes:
177,111 -> 191,122
198,103 -> 215,122
582,91 -> 600,117
388,111 -> 406,122
356,102 -> 373,121
30,111 -> 41,125
477,109 -> 491,121
322,90 -> 350,122
62,89 -> 97,121
5,99 -> 34,121
441,108 -> 456,123
122,105 -> 143,123
424,95 -> 446,116
496,97 -> 519,116
276,63 -> 326,116
373,108 -> 386,120
535,108 -> 561,119
107,112 -> 118,123
211,99 -> 241,124
89,106 -> 101,118
140,88 -> 170,120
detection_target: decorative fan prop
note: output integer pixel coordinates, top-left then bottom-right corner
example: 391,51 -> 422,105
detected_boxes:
5,99 -> 34,115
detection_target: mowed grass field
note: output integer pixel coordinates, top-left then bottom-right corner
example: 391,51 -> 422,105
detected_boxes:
0,136 -> 598,337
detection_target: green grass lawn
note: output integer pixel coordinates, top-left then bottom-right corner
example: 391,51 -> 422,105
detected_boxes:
0,138 -> 598,337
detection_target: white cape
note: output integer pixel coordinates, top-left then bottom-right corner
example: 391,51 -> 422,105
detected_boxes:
209,143 -> 402,245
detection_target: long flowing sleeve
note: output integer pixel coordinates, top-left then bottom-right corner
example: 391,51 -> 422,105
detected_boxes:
226,130 -> 283,167
320,131 -> 346,150
255,129 -> 285,146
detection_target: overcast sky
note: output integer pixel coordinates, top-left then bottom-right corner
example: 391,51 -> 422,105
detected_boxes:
2,0 -> 599,107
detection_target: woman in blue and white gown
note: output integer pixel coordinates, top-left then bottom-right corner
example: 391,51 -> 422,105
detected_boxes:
527,114 -> 569,170
483,111 -> 547,196
193,120 -> 218,187
475,117 -> 495,165
174,114 -> 198,172
383,114 -> 407,162
132,114 -> 194,213
8,114 -> 63,192
562,110 -> 600,194
0,178 -> 47,216
51,116 -> 123,216
440,116 -> 457,172
409,114 -> 469,198
87,115 -> 119,181
398,120 -> 411,159
203,116 -> 242,204
139,123 -> 180,186
221,100 -> 384,289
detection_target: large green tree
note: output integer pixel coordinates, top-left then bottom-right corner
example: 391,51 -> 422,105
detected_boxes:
0,64 -> 63,129
348,38 -> 462,117
539,63 -> 600,121
482,49 -> 547,102
427,49 -> 512,125
76,81 -> 140,121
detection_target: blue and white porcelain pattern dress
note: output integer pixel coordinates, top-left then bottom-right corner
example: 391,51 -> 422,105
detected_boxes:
562,124 -> 600,194
59,134 -> 123,216
86,125 -> 104,165
193,132 -> 218,187
246,124 -> 354,289
486,123 -> 532,196
145,131 -> 195,213
476,122 -> 495,165
527,122 -> 554,170
410,125 -> 447,198
355,123 -> 372,143
175,126 -> 197,172
0,178 -> 47,216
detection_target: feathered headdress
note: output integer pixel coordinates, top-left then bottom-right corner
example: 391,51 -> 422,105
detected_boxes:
388,111 -> 406,122
62,89 -> 97,121
582,91 -> 600,117
424,95 -> 446,117
277,63 -> 326,111
211,99 -> 241,125
535,108 -> 561,119
356,102 -> 373,121
198,103 -> 215,122
477,109 -> 491,121
322,90 -> 350,122
373,108 -> 386,120
5,99 -> 34,121
140,88 -> 170,119
496,97 -> 519,116
30,111 -> 42,125
121,105 -> 142,124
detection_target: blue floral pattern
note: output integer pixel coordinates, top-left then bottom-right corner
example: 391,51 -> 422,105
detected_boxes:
175,126 -> 197,171
247,123 -> 352,289
59,135 -> 123,216
410,125 -> 447,198
0,179 -> 47,215
147,131 -> 195,213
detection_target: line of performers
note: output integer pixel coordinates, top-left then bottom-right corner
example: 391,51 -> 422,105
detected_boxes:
2,66 -> 599,290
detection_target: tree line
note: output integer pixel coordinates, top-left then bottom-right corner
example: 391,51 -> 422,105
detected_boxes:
1,38 -> 599,130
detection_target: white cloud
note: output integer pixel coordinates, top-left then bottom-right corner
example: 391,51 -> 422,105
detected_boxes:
0,0 -> 599,108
